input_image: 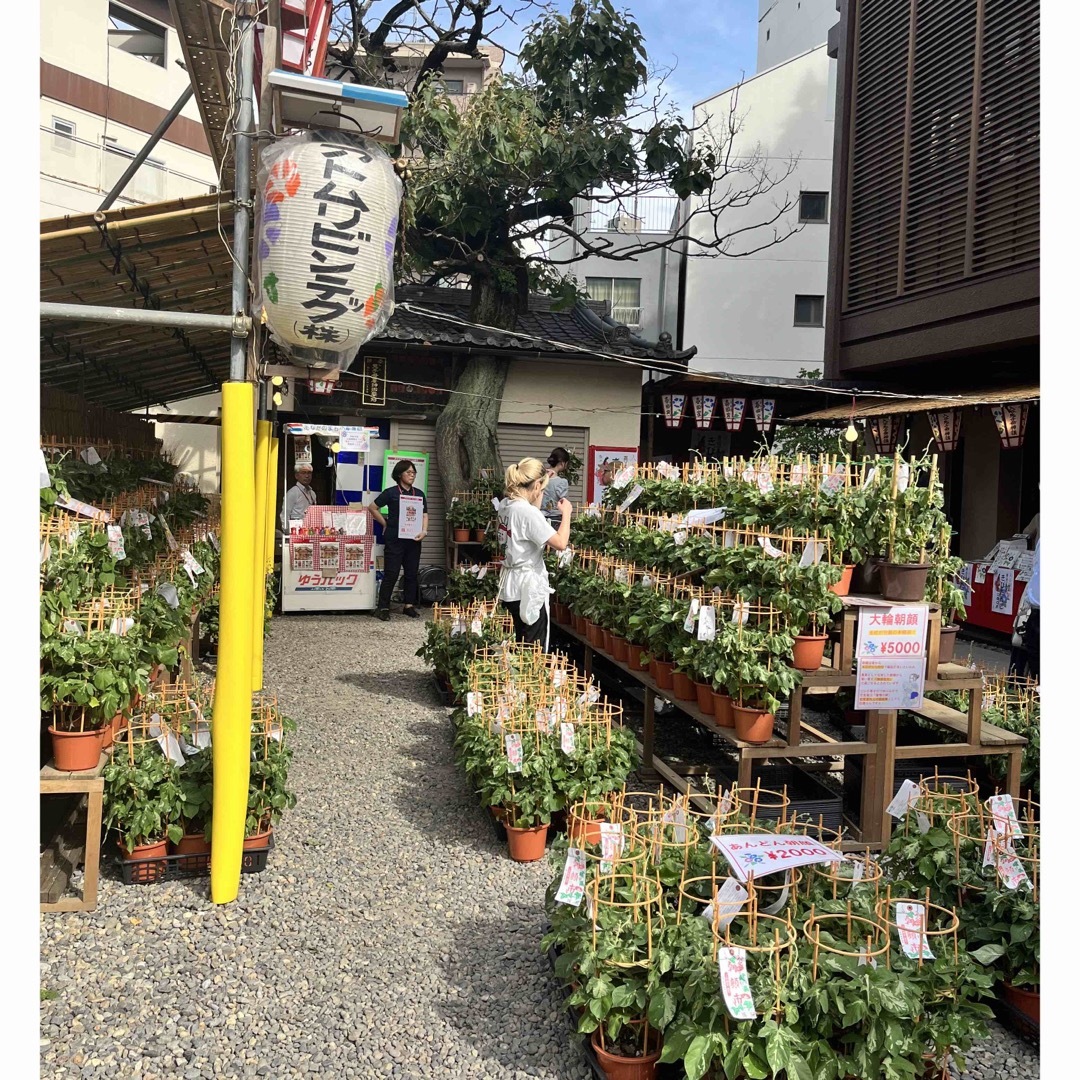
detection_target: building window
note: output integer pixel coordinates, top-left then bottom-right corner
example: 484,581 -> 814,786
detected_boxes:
52,117 -> 76,154
585,277 -> 642,329
108,3 -> 166,67
442,78 -> 465,95
103,138 -> 166,201
799,191 -> 829,223
793,295 -> 825,327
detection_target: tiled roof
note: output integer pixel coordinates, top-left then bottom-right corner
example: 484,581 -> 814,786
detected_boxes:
377,285 -> 696,364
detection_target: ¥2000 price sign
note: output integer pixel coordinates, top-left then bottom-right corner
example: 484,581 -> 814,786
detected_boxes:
856,605 -> 929,660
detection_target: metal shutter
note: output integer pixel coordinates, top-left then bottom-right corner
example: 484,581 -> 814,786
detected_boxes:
390,420 -> 445,568
497,424 -> 589,506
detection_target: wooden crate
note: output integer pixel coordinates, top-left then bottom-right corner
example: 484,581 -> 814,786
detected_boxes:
40,753 -> 106,913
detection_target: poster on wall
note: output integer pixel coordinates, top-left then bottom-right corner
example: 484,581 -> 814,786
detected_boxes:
991,568 -> 1015,615
588,446 -> 640,505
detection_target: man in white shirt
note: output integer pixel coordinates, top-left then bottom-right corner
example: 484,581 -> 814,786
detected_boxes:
282,464 -> 317,529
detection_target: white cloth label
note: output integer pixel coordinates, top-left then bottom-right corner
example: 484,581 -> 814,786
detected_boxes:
718,948 -> 756,1020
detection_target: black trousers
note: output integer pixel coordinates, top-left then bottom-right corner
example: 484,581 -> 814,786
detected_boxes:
502,599 -> 549,651
378,537 -> 421,609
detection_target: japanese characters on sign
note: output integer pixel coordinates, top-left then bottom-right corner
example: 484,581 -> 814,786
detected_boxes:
709,833 -> 843,884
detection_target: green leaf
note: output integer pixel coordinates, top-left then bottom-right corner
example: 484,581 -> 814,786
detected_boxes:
970,943 -> 1007,965
683,1034 -> 711,1080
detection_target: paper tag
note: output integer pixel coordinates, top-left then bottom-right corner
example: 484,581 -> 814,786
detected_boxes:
552,669 -> 567,688
618,484 -> 644,512
600,823 -> 624,872
147,716 -> 186,767
466,691 -> 481,717
557,547 -> 574,568
477,565 -> 488,581
505,733 -> 522,771
39,448 -> 51,489
657,461 -> 679,480
182,549 -> 205,575
578,685 -> 600,706
697,605 -> 716,642
862,467 -> 877,490
683,598 -> 701,633
718,948 -> 756,1020
155,582 -> 180,609
641,573 -> 653,588
41,539 -> 51,564
62,618 -> 84,635
799,541 -> 824,568
896,902 -> 935,960
560,722 -> 576,755
857,945 -> 879,969
983,833 -> 998,868
673,529 -> 688,546
158,515 -> 178,551
717,788 -> 733,820
614,566 -> 629,584
686,507 -> 727,527
916,812 -> 931,835
820,466 -> 846,494
885,779 -> 921,819
790,463 -> 807,486
470,618 -> 483,636
662,807 -> 688,844
555,847 -> 587,906
80,445 -> 102,466
57,494 -> 110,522
703,877 -> 748,929
553,697 -> 569,723
757,535 -> 784,559
987,795 -> 1022,840
731,599 -> 751,626
207,530 -> 219,552
106,525 -> 126,560
109,616 -> 135,636
897,463 -> 911,493
613,465 -> 636,488
534,707 -> 553,734
995,849 -> 1032,891
187,699 -> 211,748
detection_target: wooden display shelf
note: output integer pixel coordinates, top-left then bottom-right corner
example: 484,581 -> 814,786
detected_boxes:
40,751 -> 107,913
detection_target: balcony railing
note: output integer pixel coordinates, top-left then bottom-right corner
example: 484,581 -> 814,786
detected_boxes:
40,127 -> 217,207
611,306 -> 642,329
574,196 -> 680,234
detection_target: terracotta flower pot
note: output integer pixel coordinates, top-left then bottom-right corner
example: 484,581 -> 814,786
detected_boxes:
553,602 -> 569,624
628,647 -> 650,672
650,659 -> 675,691
611,635 -> 630,663
828,564 -> 855,597
452,528 -> 471,543
505,822 -> 549,862
601,629 -> 614,654
172,833 -> 211,857
879,562 -> 931,602
792,633 -> 828,672
671,670 -> 695,702
243,828 -> 273,851
711,691 -> 734,728
694,680 -> 714,714
568,808 -> 606,847
590,1031 -> 662,1080
473,529 -> 486,543
586,621 -> 604,647
938,625 -> 959,663
120,839 -> 169,883
49,726 -> 105,772
732,704 -> 775,744
101,721 -> 114,751
1001,982 -> 1040,1026
572,613 -> 587,634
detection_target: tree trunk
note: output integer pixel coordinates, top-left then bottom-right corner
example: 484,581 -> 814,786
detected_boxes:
434,353 -> 510,502
433,270 -> 526,503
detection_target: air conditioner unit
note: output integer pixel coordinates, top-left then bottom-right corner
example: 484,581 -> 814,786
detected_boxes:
608,213 -> 643,233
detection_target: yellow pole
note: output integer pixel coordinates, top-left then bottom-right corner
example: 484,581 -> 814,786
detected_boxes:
252,417 -> 271,691
211,381 -> 256,904
265,432 -> 279,574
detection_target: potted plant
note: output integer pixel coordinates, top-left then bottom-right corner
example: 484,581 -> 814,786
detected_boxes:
563,725 -> 638,845
447,499 -> 473,543
783,560 -> 844,672
728,652 -> 800,744
925,533 -> 968,664
469,501 -> 492,543
102,737 -> 185,880
173,743 -> 213,857
880,455 -> 948,602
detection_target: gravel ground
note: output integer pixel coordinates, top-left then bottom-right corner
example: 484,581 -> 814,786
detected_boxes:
39,613 -> 1038,1079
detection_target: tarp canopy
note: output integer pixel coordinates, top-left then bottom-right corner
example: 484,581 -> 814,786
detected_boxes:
41,193 -> 237,411
791,384 -> 1040,422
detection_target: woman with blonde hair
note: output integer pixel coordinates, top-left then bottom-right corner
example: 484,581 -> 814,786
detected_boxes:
496,457 -> 572,649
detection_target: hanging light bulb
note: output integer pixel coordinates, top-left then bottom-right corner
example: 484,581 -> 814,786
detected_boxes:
271,375 -> 284,387
844,422 -> 859,443
544,404 -> 554,438
272,391 -> 283,406
331,442 -> 341,453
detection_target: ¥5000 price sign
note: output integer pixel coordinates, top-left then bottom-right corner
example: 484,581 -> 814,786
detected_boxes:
856,605 -> 929,660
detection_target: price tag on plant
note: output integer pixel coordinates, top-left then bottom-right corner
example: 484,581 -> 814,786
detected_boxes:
505,733 -> 523,772
470,618 -> 483,636
657,461 -> 679,480
477,565 -> 488,581
600,823 -> 624,872
80,445 -> 102,466
994,849 -> 1032,891
857,945 -> 878,969
578,685 -> 600,706
534,707 -> 553,734
557,547 -> 574,568
183,563 -> 197,587
62,618 -> 84,635
133,510 -> 153,539
555,847 -> 587,906
451,617 -> 465,636
187,699 -> 211,748
717,788 -> 734,819
466,692 -> 482,717
106,525 -> 126,560
897,462 -> 911,492
662,807 -> 688,844
987,794 -> 1022,840
799,540 -> 825,568
757,535 -> 784,559
156,582 -> 180,609
820,466 -> 846,494
718,948 -> 756,1020
560,722 -> 576,755
614,566 -> 629,584
697,605 -> 717,642
731,599 -> 751,626
40,539 -> 50,564
983,833 -> 998,868
618,484 -> 644,512
683,598 -> 701,633
885,779 -> 921,819
673,529 -> 688,546
148,714 -> 186,766
109,616 -> 134,636
862,467 -> 877,489
686,507 -> 727,527
916,811 -> 931,835
710,833 -> 844,883
553,697 -> 569,723
703,877 -> 748,929
158,515 -> 178,551
552,668 -> 567,688
756,469 -> 773,495
895,902 -> 935,960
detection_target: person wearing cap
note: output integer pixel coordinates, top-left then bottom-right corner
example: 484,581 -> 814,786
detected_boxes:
282,463 -> 317,528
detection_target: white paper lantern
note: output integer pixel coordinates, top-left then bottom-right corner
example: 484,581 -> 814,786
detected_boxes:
253,131 -> 403,367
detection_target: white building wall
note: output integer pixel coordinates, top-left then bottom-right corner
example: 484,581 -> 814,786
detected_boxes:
757,0 -> 839,72
683,44 -> 835,379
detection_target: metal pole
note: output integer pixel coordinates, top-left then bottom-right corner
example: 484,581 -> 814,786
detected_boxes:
97,85 -> 195,212
211,9 -> 257,907
41,302 -> 249,334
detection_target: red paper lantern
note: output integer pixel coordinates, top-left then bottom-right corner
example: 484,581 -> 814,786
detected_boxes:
991,402 -> 1029,449
927,408 -> 963,452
